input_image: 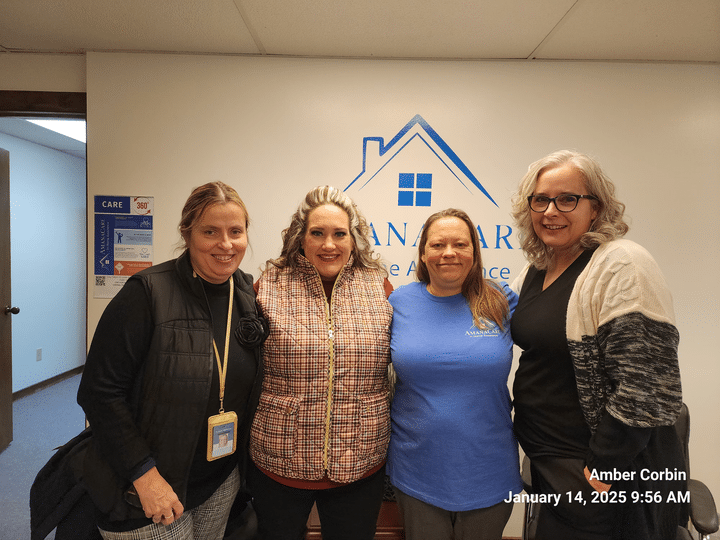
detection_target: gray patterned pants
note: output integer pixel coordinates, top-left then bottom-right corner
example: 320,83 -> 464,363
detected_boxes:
98,466 -> 240,540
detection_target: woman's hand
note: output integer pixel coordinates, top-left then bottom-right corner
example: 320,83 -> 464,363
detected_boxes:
584,465 -> 611,493
133,467 -> 184,525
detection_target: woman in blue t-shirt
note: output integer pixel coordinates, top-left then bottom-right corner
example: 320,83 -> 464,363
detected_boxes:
387,208 -> 523,540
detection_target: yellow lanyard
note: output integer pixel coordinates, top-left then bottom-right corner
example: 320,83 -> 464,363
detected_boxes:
212,275 -> 233,413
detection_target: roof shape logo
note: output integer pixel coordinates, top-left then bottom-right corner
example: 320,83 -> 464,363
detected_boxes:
345,114 -> 498,207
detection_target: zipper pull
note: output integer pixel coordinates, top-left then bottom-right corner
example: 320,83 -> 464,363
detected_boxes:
328,329 -> 334,340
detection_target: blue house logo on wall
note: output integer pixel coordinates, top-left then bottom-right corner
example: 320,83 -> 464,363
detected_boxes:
345,114 -> 498,208
398,173 -> 432,206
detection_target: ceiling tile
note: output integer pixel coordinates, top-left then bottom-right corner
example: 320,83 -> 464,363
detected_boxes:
534,0 -> 720,62
0,0 -> 260,54
241,0 -> 577,58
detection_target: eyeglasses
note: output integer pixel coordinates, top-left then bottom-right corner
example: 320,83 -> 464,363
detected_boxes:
527,194 -> 598,213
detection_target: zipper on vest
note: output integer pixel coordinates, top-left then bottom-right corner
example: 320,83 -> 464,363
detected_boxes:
322,272 -> 340,472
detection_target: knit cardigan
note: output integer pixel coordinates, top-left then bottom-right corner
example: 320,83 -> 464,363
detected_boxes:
250,256 -> 393,483
512,239 -> 682,434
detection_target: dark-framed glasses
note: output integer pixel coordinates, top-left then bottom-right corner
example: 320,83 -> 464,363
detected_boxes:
527,194 -> 598,213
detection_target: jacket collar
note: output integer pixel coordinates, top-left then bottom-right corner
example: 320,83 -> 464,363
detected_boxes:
175,249 -> 255,304
174,250 -> 206,300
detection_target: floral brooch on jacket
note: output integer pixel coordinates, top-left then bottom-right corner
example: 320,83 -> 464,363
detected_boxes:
234,314 -> 269,349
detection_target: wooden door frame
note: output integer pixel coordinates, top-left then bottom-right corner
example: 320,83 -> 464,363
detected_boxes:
0,147 -> 11,451
0,91 -> 86,118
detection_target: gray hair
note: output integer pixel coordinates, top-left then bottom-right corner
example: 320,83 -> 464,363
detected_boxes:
511,150 -> 629,270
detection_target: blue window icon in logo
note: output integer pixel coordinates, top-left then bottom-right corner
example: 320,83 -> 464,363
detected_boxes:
398,173 -> 432,207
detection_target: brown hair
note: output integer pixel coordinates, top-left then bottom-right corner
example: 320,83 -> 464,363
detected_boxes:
416,208 -> 509,330
178,181 -> 249,249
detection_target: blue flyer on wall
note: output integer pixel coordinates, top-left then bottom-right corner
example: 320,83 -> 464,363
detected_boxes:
94,195 -> 154,298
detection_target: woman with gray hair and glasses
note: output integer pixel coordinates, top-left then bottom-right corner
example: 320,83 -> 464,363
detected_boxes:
509,150 -> 685,540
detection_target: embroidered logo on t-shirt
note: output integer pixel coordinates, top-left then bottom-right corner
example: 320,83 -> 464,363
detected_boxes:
465,325 -> 501,337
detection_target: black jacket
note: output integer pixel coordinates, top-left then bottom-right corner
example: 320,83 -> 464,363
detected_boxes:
77,252 -> 263,522
30,427 -> 100,540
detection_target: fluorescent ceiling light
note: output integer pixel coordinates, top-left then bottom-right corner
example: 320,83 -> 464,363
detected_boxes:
27,119 -> 86,143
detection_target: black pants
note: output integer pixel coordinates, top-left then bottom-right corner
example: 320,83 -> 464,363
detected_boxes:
530,425 -> 685,540
247,462 -> 385,540
531,457 -> 615,540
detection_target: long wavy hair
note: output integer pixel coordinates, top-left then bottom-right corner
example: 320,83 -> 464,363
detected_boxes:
268,186 -> 386,274
178,181 -> 249,249
416,208 -> 509,330
511,150 -> 629,270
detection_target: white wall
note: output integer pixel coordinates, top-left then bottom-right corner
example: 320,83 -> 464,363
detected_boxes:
0,53 -> 86,92
0,131 -> 87,391
83,53 -> 719,534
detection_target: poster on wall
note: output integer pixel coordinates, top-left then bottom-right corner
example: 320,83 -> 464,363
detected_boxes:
94,195 -> 154,299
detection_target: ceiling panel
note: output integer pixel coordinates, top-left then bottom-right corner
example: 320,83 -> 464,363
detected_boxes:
0,118 -> 86,159
0,0 -> 717,62
534,0 -> 720,62
241,0 -> 578,58
0,0 -> 259,54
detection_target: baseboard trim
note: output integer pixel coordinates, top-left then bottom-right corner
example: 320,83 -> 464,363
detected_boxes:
12,365 -> 84,401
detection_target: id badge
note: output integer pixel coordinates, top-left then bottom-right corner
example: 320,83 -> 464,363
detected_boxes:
207,411 -> 238,461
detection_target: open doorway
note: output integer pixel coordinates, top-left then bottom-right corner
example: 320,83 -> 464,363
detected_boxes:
0,91 -> 87,451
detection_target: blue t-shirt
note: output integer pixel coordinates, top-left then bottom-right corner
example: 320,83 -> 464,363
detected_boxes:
387,281 -> 523,511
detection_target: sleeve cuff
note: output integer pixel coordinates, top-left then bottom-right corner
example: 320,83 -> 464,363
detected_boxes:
587,411 -> 651,473
129,457 -> 156,483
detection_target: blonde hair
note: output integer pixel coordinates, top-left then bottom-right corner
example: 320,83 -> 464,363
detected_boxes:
416,208 -> 509,330
511,150 -> 629,270
269,186 -> 385,274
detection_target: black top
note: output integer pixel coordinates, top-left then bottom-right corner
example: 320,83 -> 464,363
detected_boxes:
187,278 -> 257,508
510,249 -> 687,540
92,276 -> 256,531
511,249 -> 594,459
